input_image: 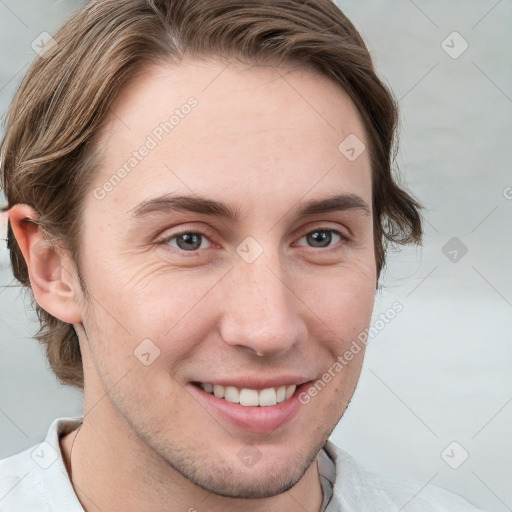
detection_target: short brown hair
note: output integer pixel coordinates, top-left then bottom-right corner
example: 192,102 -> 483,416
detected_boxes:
0,0 -> 423,389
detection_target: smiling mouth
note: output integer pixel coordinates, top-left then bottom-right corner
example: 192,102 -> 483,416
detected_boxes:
195,383 -> 298,407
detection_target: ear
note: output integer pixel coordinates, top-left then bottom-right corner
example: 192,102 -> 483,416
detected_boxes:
8,204 -> 83,324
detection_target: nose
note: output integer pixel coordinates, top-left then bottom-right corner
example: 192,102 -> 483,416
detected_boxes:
219,257 -> 306,357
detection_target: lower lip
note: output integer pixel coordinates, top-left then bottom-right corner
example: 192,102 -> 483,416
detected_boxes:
187,382 -> 311,433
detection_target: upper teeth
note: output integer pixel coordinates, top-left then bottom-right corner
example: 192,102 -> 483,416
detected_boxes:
201,383 -> 296,406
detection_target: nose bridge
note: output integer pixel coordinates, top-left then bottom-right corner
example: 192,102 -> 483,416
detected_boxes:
220,249 -> 303,356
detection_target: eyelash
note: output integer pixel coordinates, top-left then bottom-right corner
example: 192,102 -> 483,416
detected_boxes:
156,227 -> 351,256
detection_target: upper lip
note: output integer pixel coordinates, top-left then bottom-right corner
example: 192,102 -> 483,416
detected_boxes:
191,376 -> 312,390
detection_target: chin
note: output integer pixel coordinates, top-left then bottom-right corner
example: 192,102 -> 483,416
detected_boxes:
162,438 -> 326,500
185,460 -> 305,499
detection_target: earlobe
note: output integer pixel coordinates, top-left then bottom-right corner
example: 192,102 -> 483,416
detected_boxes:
8,204 -> 83,325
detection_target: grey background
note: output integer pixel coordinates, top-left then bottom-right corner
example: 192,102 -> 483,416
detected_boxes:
0,1 -> 511,511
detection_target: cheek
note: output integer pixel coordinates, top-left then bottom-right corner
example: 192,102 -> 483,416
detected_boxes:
79,260 -> 225,380
306,264 -> 375,338
81,249 -> 212,329
300,271 -> 374,389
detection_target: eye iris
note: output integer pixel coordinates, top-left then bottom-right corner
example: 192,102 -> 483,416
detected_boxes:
176,233 -> 202,251
308,230 -> 332,248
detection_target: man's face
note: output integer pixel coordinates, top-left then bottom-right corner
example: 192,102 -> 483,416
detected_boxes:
74,58 -> 376,498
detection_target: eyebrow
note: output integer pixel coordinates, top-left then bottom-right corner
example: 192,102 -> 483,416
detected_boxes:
129,192 -> 371,221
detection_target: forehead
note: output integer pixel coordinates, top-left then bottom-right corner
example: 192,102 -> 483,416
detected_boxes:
88,57 -> 371,216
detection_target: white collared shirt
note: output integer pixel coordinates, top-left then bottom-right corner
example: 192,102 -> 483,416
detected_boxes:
0,417 -> 485,511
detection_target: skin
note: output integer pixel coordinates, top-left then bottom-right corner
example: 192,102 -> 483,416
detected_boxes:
10,57 -> 376,511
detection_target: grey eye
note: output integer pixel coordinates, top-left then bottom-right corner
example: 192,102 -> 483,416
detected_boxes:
167,232 -> 210,251
298,229 -> 342,248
